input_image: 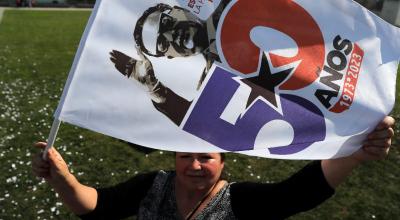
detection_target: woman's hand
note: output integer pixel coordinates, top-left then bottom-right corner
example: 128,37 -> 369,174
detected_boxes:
32,142 -> 72,187
322,116 -> 395,188
350,116 -> 395,163
32,142 -> 98,215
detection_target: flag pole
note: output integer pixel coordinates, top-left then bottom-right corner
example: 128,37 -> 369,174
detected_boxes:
42,118 -> 61,160
38,0 -> 101,161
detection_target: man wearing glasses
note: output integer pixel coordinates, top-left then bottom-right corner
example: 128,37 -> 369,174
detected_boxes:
110,2 -> 229,125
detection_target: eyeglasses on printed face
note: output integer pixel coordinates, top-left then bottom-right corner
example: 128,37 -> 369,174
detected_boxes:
156,12 -> 177,54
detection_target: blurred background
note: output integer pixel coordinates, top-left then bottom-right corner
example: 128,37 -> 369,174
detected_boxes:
0,0 -> 399,219
0,0 -> 399,26
0,0 -> 94,8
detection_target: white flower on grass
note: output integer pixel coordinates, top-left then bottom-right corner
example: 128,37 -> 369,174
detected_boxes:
6,176 -> 17,183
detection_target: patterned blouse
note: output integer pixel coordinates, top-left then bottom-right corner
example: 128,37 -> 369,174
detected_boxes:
80,161 -> 334,220
138,171 -> 236,219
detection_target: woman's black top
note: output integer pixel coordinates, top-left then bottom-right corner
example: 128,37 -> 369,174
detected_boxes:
80,161 -> 334,220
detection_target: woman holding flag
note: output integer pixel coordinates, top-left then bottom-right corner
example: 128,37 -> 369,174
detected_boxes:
32,116 -> 395,219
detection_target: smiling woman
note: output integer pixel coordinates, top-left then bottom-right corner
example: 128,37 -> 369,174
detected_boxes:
174,153 -> 226,219
175,153 -> 224,192
31,116 -> 395,219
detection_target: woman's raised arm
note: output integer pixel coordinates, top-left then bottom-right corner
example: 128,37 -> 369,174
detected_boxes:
321,116 -> 395,188
32,142 -> 98,215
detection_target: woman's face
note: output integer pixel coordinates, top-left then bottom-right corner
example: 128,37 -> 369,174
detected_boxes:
175,153 -> 224,191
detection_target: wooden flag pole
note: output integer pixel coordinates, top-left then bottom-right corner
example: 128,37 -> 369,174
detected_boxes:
42,118 -> 61,160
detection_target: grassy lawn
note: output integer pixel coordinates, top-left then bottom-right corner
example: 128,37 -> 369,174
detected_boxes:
0,9 -> 399,219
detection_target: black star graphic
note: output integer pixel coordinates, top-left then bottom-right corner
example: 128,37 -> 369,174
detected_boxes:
241,53 -> 292,108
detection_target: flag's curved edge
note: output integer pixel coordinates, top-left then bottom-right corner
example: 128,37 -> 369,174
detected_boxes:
58,113 -> 371,160
53,0 -> 103,119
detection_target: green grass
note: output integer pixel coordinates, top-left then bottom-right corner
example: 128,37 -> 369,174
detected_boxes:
0,9 -> 399,219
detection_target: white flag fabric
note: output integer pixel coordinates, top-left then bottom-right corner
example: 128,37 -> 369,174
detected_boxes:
55,0 -> 400,159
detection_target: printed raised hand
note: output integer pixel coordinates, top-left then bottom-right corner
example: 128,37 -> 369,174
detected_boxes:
109,48 -> 157,90
109,48 -> 168,103
109,50 -> 136,78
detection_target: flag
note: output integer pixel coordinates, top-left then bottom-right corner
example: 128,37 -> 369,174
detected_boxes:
55,0 -> 400,159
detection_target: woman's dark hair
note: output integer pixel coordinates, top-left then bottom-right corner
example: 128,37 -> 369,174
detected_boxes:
220,153 -> 226,162
174,152 -> 225,162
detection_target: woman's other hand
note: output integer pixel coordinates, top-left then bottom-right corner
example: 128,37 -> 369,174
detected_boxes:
350,116 -> 395,163
32,142 -> 72,188
32,142 -> 98,215
322,116 -> 395,188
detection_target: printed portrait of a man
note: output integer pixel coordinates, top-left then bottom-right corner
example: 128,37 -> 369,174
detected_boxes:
109,0 -> 290,126
109,1 -> 229,125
